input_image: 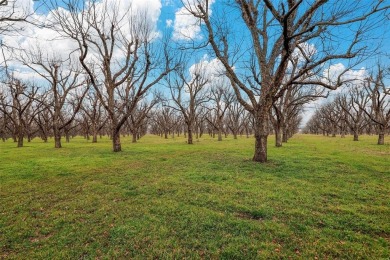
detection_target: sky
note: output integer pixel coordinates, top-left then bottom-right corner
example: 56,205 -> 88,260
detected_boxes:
1,0 -> 389,126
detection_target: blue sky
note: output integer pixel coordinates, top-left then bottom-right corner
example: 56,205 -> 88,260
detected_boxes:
4,0 -> 390,111
0,0 -> 386,129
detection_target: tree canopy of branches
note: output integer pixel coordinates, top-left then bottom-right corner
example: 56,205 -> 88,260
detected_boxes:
50,0 -> 177,152
182,0 -> 389,162
166,61 -> 209,144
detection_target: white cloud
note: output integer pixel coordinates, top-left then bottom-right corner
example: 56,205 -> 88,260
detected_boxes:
299,64 -> 369,127
172,0 -> 215,41
1,0 -> 163,81
163,0 -> 175,6
323,63 -> 368,95
0,0 -> 33,19
166,19 -> 173,28
172,6 -> 202,41
189,55 -> 225,81
291,42 -> 317,65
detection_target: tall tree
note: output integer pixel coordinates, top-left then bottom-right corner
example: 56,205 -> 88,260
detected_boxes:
128,96 -> 159,143
0,77 -> 39,147
207,81 -> 234,141
337,88 -> 369,141
183,0 -> 389,162
20,50 -> 88,148
51,0 -> 176,152
81,91 -> 107,143
167,62 -> 209,144
359,67 -> 390,145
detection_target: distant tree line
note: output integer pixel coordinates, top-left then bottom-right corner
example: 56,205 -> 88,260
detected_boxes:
0,72 -> 304,147
303,67 -> 390,145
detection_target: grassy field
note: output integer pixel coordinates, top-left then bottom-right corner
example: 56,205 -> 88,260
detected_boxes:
0,134 -> 389,259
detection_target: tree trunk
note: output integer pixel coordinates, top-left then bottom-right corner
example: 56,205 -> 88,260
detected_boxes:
282,128 -> 288,143
54,134 -> 62,148
253,134 -> 267,162
331,125 -> 336,137
253,112 -> 269,163
17,131 -> 23,148
377,132 -> 385,145
275,124 -> 282,147
132,132 -> 137,143
217,128 -> 222,141
188,124 -> 193,144
92,132 -> 98,143
353,131 -> 359,141
112,128 -> 121,152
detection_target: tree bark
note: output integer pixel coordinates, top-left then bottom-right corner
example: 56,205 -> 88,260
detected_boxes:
332,125 -> 336,137
17,130 -> 23,148
275,124 -> 282,147
92,132 -> 98,143
282,128 -> 288,143
353,131 -> 359,141
378,132 -> 385,145
112,128 -> 121,152
54,133 -> 62,148
188,125 -> 193,144
132,132 -> 137,143
217,129 -> 222,141
253,112 -> 269,162
253,134 -> 268,162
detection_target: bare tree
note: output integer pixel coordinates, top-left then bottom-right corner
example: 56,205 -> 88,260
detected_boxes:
19,49 -> 88,148
167,62 -> 209,144
81,91 -> 107,143
337,87 -> 369,141
359,67 -> 390,145
271,83 -> 326,146
207,80 -> 234,141
226,99 -> 246,139
153,106 -> 177,139
0,77 -> 39,147
34,105 -> 52,142
128,96 -> 159,143
183,0 -> 389,162
50,0 -> 176,152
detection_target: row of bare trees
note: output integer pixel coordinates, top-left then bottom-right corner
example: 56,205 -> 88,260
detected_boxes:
0,0 -> 389,163
303,67 -> 390,145
0,71 -> 304,147
180,0 -> 389,162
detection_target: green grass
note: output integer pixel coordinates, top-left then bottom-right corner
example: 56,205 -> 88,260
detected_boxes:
0,134 -> 389,259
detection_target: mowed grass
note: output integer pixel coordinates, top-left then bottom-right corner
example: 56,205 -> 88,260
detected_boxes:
0,134 -> 389,259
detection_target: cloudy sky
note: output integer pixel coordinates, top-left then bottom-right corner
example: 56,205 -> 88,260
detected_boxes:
1,0 -> 389,125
